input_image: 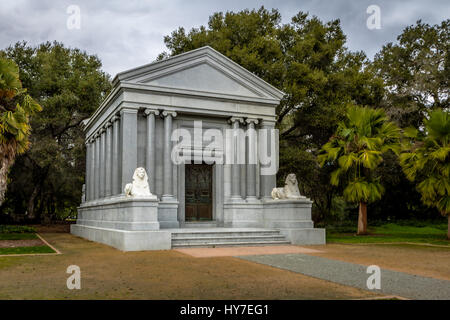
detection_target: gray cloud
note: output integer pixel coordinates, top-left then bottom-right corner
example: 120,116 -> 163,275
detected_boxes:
0,0 -> 448,77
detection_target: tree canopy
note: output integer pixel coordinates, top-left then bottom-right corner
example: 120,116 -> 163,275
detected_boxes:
159,7 -> 385,220
0,56 -> 41,205
0,41 -> 111,222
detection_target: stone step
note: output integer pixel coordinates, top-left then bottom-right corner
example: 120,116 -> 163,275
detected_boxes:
172,240 -> 291,248
183,221 -> 218,228
172,235 -> 287,244
172,230 -> 281,238
171,228 -> 290,248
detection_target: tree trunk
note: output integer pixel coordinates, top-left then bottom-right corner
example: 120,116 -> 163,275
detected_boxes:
26,185 -> 40,220
357,201 -> 368,235
0,145 -> 16,206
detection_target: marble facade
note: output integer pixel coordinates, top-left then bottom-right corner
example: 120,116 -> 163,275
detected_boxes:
71,46 -> 325,250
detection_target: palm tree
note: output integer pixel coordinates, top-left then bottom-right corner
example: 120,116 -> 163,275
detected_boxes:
318,105 -> 401,235
400,109 -> 450,239
0,57 -> 41,205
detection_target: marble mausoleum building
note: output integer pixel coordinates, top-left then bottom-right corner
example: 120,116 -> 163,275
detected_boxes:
71,46 -> 325,250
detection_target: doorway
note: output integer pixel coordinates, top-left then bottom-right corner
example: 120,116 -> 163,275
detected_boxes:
185,163 -> 213,221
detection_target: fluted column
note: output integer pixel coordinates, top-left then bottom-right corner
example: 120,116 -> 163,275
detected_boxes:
89,138 -> 95,201
111,115 -> 120,195
99,128 -> 106,198
105,121 -> 113,197
161,110 -> 177,201
259,120 -> 278,199
85,140 -> 91,201
229,117 -> 245,201
246,118 -> 259,201
144,109 -> 159,194
120,108 -> 138,193
94,133 -> 100,200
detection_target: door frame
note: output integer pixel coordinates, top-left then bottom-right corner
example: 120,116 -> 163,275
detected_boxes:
184,163 -> 214,221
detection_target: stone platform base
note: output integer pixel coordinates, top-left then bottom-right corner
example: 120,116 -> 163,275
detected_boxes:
222,198 -> 326,245
71,224 -> 171,251
280,228 -> 326,245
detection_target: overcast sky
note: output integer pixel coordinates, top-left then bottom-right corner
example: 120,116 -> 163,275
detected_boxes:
1,0 -> 448,77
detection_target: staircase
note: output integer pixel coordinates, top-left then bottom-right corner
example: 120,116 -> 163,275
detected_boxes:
171,228 -> 290,248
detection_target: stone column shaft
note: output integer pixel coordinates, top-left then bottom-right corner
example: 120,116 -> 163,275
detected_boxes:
145,109 -> 159,194
85,141 -> 91,201
162,110 -> 176,200
120,108 -> 138,193
105,121 -> 113,197
89,138 -> 95,201
229,117 -> 244,201
112,115 -> 120,195
99,128 -> 106,198
94,134 -> 100,200
259,121 -> 278,199
246,118 -> 258,200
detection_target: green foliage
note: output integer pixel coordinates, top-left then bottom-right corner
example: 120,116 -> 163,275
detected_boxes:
319,105 -> 400,204
372,19 -> 449,128
0,41 -> 111,222
400,109 -> 450,216
160,7 -> 385,220
0,56 -> 41,205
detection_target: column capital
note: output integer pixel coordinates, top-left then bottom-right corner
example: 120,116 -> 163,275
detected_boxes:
99,128 -> 106,134
259,119 -> 276,127
162,110 -> 177,118
144,108 -> 160,116
120,107 -> 138,115
246,118 -> 259,125
111,115 -> 120,122
228,117 -> 245,124
105,121 -> 112,129
94,133 -> 100,139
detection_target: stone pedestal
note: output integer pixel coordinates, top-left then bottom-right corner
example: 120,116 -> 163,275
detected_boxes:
262,199 -> 325,245
223,202 -> 263,228
75,196 -> 160,230
158,200 -> 180,229
222,198 -> 326,244
71,196 -> 172,251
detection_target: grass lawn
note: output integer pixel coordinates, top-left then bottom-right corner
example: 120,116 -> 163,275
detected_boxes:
0,225 -> 55,255
0,246 -> 55,255
327,222 -> 449,245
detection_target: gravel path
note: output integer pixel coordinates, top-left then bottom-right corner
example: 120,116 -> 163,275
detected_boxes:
238,253 -> 450,300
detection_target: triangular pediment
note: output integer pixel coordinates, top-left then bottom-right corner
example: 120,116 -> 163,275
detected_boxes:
114,46 -> 285,101
139,61 -> 262,97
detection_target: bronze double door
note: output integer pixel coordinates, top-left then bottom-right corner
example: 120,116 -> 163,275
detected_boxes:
185,163 -> 213,221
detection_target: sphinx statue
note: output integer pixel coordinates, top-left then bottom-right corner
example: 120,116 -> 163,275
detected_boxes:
271,173 -> 305,200
124,167 -> 156,199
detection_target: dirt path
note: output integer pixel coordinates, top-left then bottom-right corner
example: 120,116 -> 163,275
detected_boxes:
0,239 -> 44,248
306,243 -> 450,281
0,233 -> 380,300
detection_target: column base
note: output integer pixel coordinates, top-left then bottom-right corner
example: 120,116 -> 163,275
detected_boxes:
161,194 -> 176,202
228,195 -> 245,203
245,196 -> 260,203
